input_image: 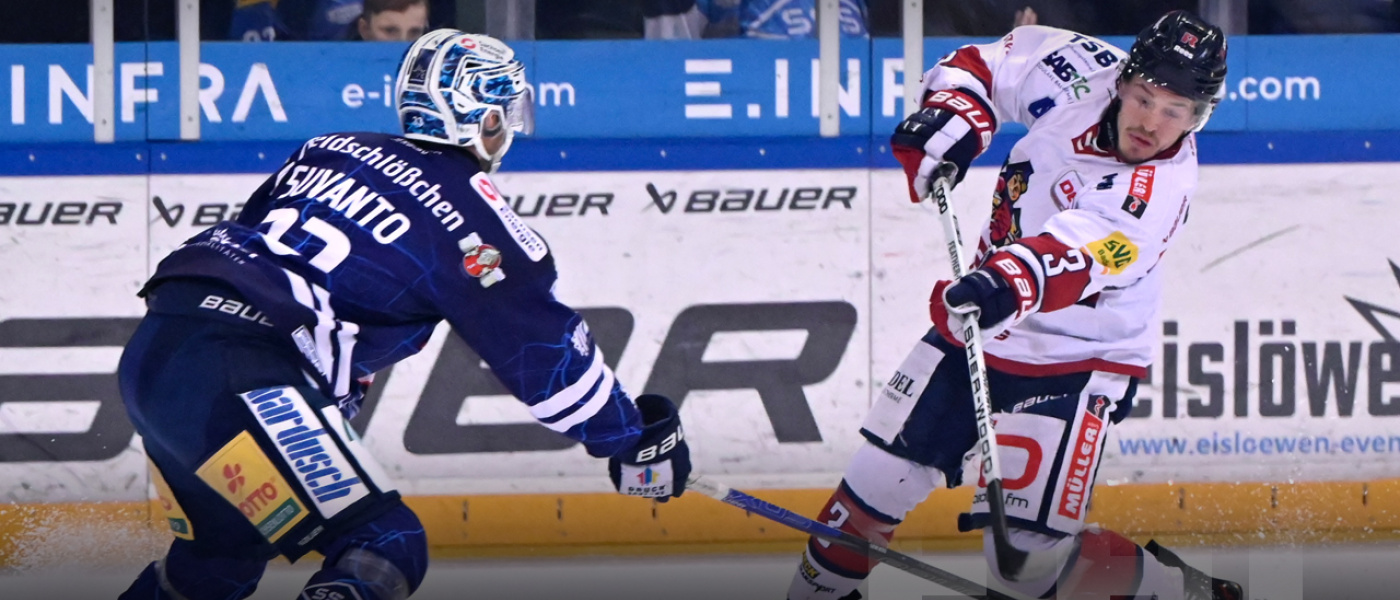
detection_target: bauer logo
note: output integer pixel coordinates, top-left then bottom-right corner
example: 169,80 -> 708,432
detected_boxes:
644,183 -> 856,214
240,387 -> 369,519
196,430 -> 307,542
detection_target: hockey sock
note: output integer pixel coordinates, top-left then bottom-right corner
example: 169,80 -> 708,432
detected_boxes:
787,481 -> 900,600
1056,526 -> 1188,600
302,500 -> 428,600
119,540 -> 265,600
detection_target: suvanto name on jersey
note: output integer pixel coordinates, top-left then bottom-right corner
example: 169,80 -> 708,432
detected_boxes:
286,134 -> 466,235
240,386 -> 369,518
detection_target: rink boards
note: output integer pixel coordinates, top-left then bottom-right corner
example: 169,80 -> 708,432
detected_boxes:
1,154 -> 1398,557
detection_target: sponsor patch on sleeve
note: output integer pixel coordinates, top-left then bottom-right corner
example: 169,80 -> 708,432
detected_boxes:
1120,166 -> 1155,218
196,430 -> 307,542
1085,231 -> 1139,275
470,172 -> 548,262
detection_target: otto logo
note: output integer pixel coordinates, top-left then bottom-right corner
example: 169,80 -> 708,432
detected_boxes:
223,463 -> 246,494
237,481 -> 283,519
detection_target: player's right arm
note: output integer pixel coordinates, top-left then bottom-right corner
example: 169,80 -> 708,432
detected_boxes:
892,26 -> 1123,198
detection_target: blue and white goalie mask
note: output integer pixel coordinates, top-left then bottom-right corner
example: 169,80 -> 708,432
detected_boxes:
395,30 -> 535,172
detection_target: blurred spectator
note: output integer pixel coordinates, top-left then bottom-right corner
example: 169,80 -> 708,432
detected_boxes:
643,0 -> 707,38
645,0 -> 869,39
537,0 -> 646,39
1249,0 -> 1398,32
866,0 -> 1193,37
229,0 -> 363,40
0,0 -> 234,43
353,0 -> 429,40
1013,6 -> 1039,27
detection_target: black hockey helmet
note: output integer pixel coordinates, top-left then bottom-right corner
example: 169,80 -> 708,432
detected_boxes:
1119,10 -> 1228,129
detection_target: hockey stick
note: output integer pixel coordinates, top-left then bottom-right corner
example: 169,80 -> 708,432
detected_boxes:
927,163 -> 1038,582
687,475 -> 1018,600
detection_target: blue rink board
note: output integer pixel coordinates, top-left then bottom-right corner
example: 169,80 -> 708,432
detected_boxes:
1,35 -> 1397,143
0,131 -> 1397,176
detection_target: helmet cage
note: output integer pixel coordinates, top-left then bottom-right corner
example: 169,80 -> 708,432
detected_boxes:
395,30 -> 535,171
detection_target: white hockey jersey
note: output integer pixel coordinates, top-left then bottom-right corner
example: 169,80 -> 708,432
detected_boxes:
923,26 -> 1197,379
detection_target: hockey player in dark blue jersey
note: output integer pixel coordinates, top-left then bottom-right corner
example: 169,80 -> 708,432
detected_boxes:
118,29 -> 690,600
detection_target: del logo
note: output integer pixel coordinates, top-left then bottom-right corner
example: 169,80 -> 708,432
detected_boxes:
1086,231 -> 1138,275
240,387 -> 370,519
458,232 -> 505,288
636,467 -> 656,485
196,431 -> 306,542
1121,166 -> 1155,218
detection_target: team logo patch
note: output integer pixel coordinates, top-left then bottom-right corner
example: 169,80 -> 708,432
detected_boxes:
1180,31 -> 1199,48
149,460 -> 195,540
470,172 -> 548,262
1121,166 -> 1155,218
990,160 -> 1035,247
458,232 -> 505,287
1086,231 -> 1138,275
241,387 -> 370,519
196,431 -> 306,542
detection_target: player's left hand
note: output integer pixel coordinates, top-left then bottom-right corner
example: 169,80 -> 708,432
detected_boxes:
609,394 -> 690,502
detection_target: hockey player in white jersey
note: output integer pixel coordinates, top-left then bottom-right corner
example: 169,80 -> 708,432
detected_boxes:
788,11 -> 1243,600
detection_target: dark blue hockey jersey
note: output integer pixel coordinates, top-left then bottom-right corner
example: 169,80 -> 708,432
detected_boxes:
145,132 -> 642,458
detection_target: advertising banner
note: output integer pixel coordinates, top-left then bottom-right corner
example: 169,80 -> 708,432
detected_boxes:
0,34 -> 1390,142
0,162 -> 1397,503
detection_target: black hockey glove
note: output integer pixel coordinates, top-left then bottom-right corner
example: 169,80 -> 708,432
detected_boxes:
609,394 -> 690,502
938,252 -> 1040,336
944,269 -> 1019,330
890,87 -> 996,202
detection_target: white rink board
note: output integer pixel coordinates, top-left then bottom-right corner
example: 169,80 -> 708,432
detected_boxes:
0,163 -> 1397,502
